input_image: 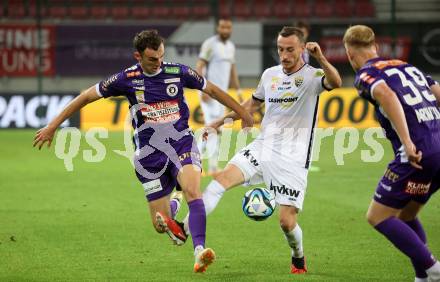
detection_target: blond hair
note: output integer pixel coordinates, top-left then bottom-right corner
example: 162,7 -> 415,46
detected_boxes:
343,25 -> 375,48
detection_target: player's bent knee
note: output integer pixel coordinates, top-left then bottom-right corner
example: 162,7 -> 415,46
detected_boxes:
366,211 -> 376,226
213,172 -> 233,189
366,210 -> 387,227
366,217 -> 375,226
397,211 -> 416,222
279,217 -> 296,232
182,186 -> 202,202
214,167 -> 243,189
398,202 -> 423,221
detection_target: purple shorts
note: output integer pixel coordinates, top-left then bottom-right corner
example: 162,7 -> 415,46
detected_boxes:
134,134 -> 201,202
374,153 -> 440,209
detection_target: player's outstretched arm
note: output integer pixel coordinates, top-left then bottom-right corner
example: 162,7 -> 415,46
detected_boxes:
196,59 -> 213,103
195,59 -> 207,77
203,81 -> 253,129
209,98 -> 262,131
305,42 -> 342,89
431,83 -> 440,106
373,82 -> 422,169
33,85 -> 102,150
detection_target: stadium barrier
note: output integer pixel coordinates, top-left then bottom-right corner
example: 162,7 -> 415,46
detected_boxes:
80,88 -> 379,130
0,93 -> 80,128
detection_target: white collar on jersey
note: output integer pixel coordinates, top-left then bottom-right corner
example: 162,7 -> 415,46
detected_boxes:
282,63 -> 307,76
143,68 -> 162,77
216,35 -> 230,44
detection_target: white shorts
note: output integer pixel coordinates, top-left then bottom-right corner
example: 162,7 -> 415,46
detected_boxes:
200,98 -> 225,125
229,140 -> 308,210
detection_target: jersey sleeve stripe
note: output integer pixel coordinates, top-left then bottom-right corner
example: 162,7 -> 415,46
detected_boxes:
305,96 -> 320,169
321,76 -> 333,91
370,79 -> 385,100
252,94 -> 264,102
201,77 -> 207,90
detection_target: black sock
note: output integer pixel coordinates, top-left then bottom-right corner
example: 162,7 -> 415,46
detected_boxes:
292,256 -> 304,268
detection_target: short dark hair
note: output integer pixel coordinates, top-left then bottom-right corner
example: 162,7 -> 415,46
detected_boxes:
133,29 -> 164,53
295,21 -> 311,33
278,26 -> 305,43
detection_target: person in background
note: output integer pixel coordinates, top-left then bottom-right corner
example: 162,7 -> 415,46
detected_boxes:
196,18 -> 243,175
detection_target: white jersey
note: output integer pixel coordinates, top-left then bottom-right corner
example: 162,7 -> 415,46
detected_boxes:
252,64 -> 331,169
199,35 -> 235,91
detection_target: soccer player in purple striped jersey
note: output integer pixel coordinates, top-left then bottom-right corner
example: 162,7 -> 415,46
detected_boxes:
33,29 -> 253,273
344,25 -> 440,282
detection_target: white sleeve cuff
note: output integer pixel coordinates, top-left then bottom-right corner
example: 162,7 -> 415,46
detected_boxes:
201,78 -> 207,91
95,83 -> 103,97
370,79 -> 385,100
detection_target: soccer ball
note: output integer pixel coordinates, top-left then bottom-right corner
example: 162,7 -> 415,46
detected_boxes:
242,187 -> 276,221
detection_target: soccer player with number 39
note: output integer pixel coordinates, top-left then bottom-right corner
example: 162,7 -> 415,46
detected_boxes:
344,25 -> 440,282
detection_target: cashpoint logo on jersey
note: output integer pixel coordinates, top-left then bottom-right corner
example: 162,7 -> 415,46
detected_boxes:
268,92 -> 299,109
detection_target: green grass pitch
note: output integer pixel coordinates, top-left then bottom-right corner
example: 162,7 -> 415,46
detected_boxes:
1,129 -> 439,281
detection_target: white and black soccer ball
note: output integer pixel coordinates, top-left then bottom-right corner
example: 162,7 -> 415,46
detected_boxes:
242,187 -> 276,221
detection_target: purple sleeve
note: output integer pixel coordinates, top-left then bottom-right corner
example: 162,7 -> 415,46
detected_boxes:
96,72 -> 127,98
180,65 -> 207,91
354,67 -> 384,101
426,74 -> 438,87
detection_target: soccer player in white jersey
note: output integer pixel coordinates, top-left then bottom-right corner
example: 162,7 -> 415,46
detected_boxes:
168,26 -> 342,273
294,20 -> 321,173
196,18 -> 242,174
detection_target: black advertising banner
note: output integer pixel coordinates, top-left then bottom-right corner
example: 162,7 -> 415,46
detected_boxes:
263,22 -> 440,74
0,93 -> 79,129
55,25 -> 179,76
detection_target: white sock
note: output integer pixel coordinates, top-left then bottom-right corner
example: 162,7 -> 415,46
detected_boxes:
414,277 -> 427,282
202,180 -> 226,214
183,180 -> 226,235
194,245 -> 204,257
197,138 -> 206,157
283,224 -> 304,258
427,261 -> 440,279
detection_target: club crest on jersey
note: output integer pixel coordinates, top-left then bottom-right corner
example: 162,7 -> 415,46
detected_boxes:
166,84 -> 178,97
294,76 -> 304,87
